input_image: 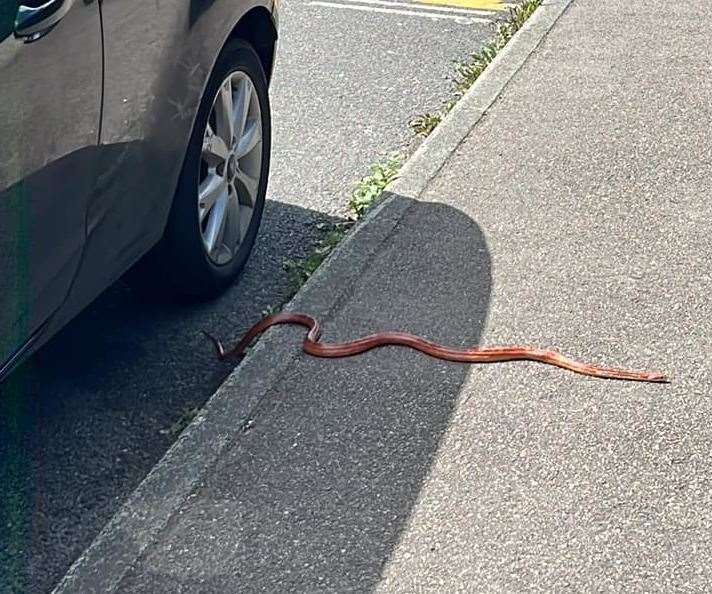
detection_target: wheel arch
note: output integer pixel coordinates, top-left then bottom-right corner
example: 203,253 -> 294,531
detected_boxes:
227,7 -> 278,83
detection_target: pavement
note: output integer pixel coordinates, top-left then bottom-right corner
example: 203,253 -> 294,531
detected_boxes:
33,0 -> 712,590
0,1 -> 517,592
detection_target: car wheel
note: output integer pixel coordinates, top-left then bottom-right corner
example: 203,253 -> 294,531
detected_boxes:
133,39 -> 271,299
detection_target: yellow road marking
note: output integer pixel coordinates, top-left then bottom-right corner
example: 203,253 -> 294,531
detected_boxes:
418,0 -> 510,10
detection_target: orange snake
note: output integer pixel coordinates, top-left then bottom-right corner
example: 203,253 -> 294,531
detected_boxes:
205,312 -> 669,383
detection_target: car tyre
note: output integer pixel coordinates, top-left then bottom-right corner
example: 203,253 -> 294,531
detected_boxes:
130,39 -> 271,300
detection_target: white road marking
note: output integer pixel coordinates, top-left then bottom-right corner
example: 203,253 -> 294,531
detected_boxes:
307,0 -> 492,23
324,0 -> 497,16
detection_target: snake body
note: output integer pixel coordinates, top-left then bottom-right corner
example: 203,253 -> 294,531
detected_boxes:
206,313 -> 669,383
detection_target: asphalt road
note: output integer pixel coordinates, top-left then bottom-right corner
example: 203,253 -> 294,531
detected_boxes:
0,1 -> 518,592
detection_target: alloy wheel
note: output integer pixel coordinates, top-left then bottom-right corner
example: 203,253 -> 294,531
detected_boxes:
198,71 -> 263,265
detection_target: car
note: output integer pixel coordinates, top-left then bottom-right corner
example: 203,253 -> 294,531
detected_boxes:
0,0 -> 279,381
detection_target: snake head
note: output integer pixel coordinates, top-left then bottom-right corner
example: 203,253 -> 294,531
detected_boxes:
649,372 -> 671,384
202,330 -> 227,359
202,331 -> 246,363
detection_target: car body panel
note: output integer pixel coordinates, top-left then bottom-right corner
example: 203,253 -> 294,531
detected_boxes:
0,0 -> 278,379
56,0 -> 277,335
0,0 -> 102,366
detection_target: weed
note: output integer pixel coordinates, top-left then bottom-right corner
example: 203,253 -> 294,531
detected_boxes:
239,416 -> 255,433
410,112 -> 443,137
348,152 -> 403,218
261,304 -> 282,318
282,223 -> 348,290
160,406 -> 200,437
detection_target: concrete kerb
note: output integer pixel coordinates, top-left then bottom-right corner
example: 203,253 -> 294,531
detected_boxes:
53,1 -> 573,591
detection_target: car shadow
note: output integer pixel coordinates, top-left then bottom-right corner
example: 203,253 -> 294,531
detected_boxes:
0,198 -> 345,594
116,195 -> 494,592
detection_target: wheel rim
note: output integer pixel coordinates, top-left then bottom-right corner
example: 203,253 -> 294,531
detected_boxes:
198,70 -> 263,265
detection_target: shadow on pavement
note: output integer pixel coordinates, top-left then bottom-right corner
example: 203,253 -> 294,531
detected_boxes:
117,196 -> 494,592
0,198 -> 344,594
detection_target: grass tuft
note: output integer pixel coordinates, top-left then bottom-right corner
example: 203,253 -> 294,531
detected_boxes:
160,406 -> 200,437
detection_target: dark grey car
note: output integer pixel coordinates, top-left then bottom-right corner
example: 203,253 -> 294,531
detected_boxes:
0,0 -> 279,380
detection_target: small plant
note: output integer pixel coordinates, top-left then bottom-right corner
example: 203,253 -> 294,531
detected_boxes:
160,406 -> 200,437
410,112 -> 443,137
282,223 -> 349,291
348,152 -> 403,218
495,0 -> 541,43
283,253 -> 323,287
411,0 -> 542,137
261,304 -> 282,317
239,416 -> 255,433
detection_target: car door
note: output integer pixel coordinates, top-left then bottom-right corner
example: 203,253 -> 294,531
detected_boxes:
71,0 -> 272,300
0,0 -> 102,369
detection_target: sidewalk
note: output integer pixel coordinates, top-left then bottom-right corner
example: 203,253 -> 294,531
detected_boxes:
58,0 -> 712,591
